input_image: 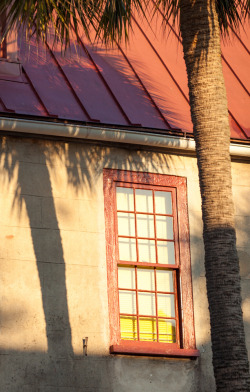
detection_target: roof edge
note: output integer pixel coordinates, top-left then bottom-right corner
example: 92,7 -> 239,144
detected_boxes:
0,116 -> 250,159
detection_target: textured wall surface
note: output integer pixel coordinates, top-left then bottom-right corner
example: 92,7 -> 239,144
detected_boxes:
0,135 -> 249,392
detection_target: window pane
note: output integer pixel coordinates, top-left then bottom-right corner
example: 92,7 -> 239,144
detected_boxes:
137,268 -> 155,291
138,239 -> 156,263
137,214 -> 154,238
157,294 -> 175,318
118,238 -> 136,261
155,191 -> 172,214
120,316 -> 137,340
139,318 -> 157,341
118,267 -> 135,289
116,187 -> 134,211
156,216 -> 173,239
135,189 -> 153,213
157,241 -> 175,264
138,292 -> 156,316
156,270 -> 174,292
117,212 -> 135,236
119,290 -> 136,314
158,319 -> 176,343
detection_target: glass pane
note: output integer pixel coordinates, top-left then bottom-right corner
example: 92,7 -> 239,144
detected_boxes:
155,191 -> 172,214
138,239 -> 156,263
137,214 -> 154,238
156,216 -> 173,240
118,267 -> 135,289
135,189 -> 153,213
116,187 -> 134,211
117,212 -> 135,236
119,238 -> 137,261
138,292 -> 156,316
156,270 -> 174,292
158,319 -> 176,343
157,241 -> 175,264
119,290 -> 136,314
137,269 -> 155,291
139,318 -> 157,341
120,316 -> 137,340
157,294 -> 175,318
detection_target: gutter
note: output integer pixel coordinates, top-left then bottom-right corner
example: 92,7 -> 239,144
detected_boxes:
0,116 -> 250,159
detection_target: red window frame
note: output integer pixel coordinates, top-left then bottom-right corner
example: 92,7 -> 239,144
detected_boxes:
103,169 -> 199,358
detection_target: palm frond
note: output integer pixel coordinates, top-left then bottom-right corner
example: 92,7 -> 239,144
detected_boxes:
0,0 -> 99,48
0,0 -> 249,49
95,0 -> 148,43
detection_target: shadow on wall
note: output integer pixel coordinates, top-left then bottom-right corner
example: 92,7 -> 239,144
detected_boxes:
0,136 -> 249,391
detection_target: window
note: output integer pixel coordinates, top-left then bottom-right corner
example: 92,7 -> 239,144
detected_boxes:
103,169 -> 199,358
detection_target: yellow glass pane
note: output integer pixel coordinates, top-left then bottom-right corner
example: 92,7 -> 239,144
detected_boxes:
138,239 -> 156,263
158,319 -> 176,343
118,238 -> 136,261
118,267 -> 135,289
117,212 -> 135,236
155,191 -> 172,214
120,316 -> 137,340
139,318 -> 157,341
156,216 -> 173,240
157,241 -> 175,264
156,270 -> 174,292
137,214 -> 154,238
135,189 -> 153,213
116,187 -> 134,211
137,268 -> 155,291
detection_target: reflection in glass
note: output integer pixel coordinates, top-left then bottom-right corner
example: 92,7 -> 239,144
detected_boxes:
120,316 -> 137,340
117,212 -> 135,236
118,267 -> 135,289
137,268 -> 155,291
156,270 -> 174,292
158,319 -> 176,343
135,189 -> 153,213
157,241 -> 175,264
155,191 -> 172,215
137,214 -> 154,238
119,290 -> 136,314
138,239 -> 156,263
116,187 -> 134,211
156,216 -> 174,239
139,318 -> 157,341
138,292 -> 156,316
119,238 -> 136,261
157,294 -> 175,318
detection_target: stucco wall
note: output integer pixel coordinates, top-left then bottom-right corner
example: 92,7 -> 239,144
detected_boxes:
0,135 -> 249,392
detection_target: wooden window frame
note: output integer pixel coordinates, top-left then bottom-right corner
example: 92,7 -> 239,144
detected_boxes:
103,169 -> 199,358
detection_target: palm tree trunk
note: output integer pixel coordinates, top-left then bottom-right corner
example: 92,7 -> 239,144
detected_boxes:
179,0 -> 250,390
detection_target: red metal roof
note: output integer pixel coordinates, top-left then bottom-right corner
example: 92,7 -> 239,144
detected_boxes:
0,12 -> 249,141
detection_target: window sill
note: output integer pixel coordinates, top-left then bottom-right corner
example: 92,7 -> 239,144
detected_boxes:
110,342 -> 200,359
